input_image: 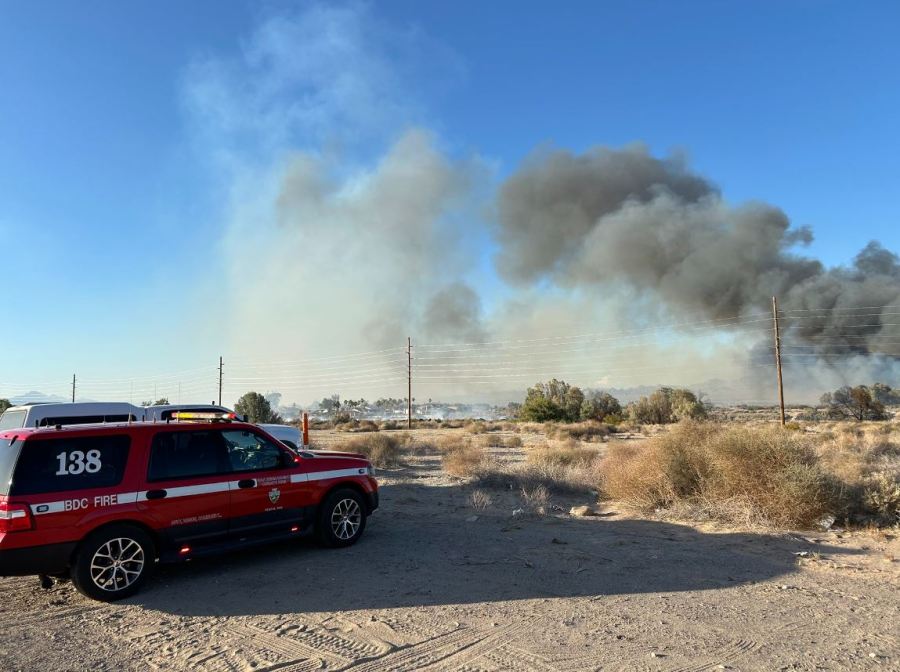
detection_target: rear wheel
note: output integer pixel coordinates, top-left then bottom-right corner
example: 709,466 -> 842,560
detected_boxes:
72,524 -> 155,601
317,488 -> 367,548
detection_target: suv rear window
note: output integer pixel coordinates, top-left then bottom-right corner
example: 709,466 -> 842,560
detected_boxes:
0,438 -> 22,495
9,435 -> 131,496
148,431 -> 229,481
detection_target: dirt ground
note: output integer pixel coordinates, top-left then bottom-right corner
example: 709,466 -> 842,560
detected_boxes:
0,428 -> 898,672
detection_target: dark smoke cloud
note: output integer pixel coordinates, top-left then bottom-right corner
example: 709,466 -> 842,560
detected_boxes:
494,145 -> 900,363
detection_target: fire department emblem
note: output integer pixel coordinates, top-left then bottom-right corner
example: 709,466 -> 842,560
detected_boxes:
268,488 -> 281,504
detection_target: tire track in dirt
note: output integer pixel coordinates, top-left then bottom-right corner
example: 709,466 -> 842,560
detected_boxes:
413,619 -> 533,671
666,638 -> 760,672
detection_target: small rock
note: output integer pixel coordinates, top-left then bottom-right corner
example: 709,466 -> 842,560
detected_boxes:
551,537 -> 567,545
650,652 -> 665,658
793,551 -> 810,557
512,508 -> 525,518
465,515 -> 479,522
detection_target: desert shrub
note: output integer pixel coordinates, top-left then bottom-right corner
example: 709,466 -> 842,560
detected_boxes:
528,440 -> 601,469
863,472 -> 900,523
628,388 -> 706,424
821,385 -> 889,421
478,434 -> 504,448
505,435 -> 523,448
442,441 -> 485,477
342,434 -> 403,468
465,421 -> 488,435
381,419 -> 400,430
603,413 -> 624,426
784,422 -> 802,432
357,420 -> 379,432
470,489 -> 493,510
551,421 -> 611,442
600,422 -> 842,528
521,484 -> 551,511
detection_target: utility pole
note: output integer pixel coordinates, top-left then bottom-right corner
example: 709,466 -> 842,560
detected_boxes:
71,374 -> 76,403
218,356 -> 224,406
772,296 -> 786,426
407,337 -> 412,429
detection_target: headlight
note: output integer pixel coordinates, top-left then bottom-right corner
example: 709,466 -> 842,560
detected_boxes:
367,465 -> 376,477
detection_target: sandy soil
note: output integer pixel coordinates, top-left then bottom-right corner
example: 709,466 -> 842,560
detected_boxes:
0,428 -> 898,671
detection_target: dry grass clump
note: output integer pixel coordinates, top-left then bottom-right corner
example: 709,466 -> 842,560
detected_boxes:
441,439 -> 486,477
600,422 -> 842,528
469,489 -> 493,510
464,420 -> 488,434
335,419 -> 380,433
505,435 -> 523,448
475,440 -> 601,496
478,434 -> 504,448
520,484 -> 551,511
527,440 -> 600,468
342,434 -> 403,468
380,419 -> 401,430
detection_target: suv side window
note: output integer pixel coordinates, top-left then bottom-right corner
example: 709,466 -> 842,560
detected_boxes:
148,431 -> 229,482
10,435 -> 131,495
222,430 -> 285,473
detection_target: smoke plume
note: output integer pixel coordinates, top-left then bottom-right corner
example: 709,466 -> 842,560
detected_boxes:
494,145 -> 900,371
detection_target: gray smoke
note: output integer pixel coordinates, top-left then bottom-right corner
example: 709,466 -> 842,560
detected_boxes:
494,145 -> 900,372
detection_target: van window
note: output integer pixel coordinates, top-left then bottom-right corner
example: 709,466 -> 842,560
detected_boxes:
148,431 -> 229,481
9,435 -> 131,496
37,414 -> 136,427
0,410 -> 27,431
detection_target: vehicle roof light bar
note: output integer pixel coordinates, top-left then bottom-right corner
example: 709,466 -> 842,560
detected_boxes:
169,411 -> 238,423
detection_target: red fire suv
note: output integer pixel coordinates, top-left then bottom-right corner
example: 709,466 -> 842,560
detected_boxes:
0,414 -> 378,601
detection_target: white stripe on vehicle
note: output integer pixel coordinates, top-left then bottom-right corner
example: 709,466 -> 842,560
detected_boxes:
30,468 -> 369,514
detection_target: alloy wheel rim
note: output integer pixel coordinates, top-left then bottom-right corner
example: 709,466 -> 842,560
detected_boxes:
331,498 -> 361,540
90,537 -> 144,592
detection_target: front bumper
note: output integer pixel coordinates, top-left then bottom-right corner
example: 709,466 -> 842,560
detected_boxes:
0,541 -> 77,576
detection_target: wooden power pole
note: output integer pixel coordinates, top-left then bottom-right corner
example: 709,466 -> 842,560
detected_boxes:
218,356 -> 224,406
71,374 -> 76,403
772,296 -> 786,426
407,337 -> 412,429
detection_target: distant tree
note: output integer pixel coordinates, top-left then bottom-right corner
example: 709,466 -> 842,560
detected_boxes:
820,385 -> 888,421
628,387 -> 706,424
520,379 -> 584,422
580,391 -> 622,421
319,395 -> 341,415
235,392 -> 283,424
0,399 -> 11,415
871,383 -> 900,407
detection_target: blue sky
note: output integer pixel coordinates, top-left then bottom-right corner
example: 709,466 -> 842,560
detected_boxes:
2,1 -> 899,402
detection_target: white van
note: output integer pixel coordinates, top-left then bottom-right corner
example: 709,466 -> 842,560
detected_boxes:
0,402 -> 144,430
259,423 -> 303,450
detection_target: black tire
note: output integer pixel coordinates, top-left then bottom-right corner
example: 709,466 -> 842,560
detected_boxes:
71,524 -> 155,601
317,488 -> 367,548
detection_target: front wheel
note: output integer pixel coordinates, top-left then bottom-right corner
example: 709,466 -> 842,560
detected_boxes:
72,524 -> 155,601
317,488 -> 367,548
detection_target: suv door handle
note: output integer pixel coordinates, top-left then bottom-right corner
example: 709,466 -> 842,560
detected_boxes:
237,479 -> 256,489
145,489 -> 167,500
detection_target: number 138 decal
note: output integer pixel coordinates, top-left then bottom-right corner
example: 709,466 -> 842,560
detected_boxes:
55,450 -> 102,476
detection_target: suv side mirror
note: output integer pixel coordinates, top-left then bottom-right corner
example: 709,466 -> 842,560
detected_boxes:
281,451 -> 299,467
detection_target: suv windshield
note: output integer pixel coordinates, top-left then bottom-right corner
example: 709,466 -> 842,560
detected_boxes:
0,410 -> 26,431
